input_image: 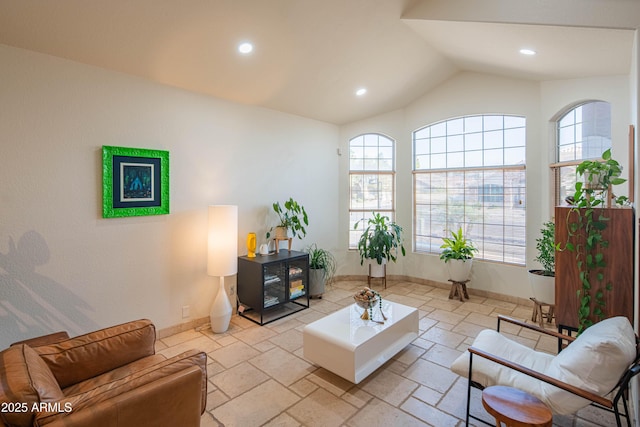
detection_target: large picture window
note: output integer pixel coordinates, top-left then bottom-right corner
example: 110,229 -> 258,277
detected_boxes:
349,134 -> 395,248
413,115 -> 526,264
551,101 -> 611,205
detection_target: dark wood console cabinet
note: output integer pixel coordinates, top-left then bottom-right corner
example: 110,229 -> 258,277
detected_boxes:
237,250 -> 309,325
554,206 -> 634,331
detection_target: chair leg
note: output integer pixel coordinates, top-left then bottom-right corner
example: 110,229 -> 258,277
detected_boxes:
466,354 -> 473,426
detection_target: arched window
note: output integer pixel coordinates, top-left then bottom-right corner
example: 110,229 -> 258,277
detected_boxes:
552,101 -> 611,205
348,134 -> 395,248
413,114 -> 526,264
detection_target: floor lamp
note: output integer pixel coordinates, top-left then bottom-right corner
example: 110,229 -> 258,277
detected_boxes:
208,205 -> 238,333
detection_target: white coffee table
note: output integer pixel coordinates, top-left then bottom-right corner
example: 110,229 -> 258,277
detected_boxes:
302,300 -> 419,383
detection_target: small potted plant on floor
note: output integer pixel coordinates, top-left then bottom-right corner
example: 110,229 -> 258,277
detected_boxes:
355,213 -> 406,278
305,244 -> 336,298
528,220 -> 556,305
266,197 -> 309,240
440,227 -> 478,282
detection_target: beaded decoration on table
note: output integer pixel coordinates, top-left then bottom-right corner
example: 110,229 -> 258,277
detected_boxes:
353,287 -> 387,322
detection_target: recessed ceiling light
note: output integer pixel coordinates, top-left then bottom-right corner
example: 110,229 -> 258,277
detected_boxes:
238,42 -> 253,54
356,88 -> 367,96
519,48 -> 536,56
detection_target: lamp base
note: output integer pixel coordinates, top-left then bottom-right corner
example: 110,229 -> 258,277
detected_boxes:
210,277 -> 232,333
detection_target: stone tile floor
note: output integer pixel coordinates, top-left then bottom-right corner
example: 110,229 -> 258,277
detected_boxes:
156,279 -> 627,426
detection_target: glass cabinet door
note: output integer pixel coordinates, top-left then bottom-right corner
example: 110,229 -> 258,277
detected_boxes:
263,264 -> 285,309
288,259 -> 307,301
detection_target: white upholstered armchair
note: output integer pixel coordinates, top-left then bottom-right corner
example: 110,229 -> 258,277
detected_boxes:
450,315 -> 640,427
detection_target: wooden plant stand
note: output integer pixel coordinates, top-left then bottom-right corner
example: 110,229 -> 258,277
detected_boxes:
368,263 -> 387,289
448,279 -> 469,302
274,237 -> 292,253
530,298 -> 555,328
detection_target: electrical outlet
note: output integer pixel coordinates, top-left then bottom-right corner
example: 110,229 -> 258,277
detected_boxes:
182,305 -> 190,318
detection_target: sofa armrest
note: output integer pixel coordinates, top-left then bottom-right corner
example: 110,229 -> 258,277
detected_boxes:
34,350 -> 207,426
468,346 -> 612,408
34,319 -> 156,388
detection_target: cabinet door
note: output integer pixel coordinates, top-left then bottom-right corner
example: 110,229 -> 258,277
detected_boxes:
263,263 -> 286,310
555,207 -> 634,329
287,258 -> 307,301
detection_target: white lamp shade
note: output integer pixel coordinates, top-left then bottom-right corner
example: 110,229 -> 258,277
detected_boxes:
207,205 -> 238,277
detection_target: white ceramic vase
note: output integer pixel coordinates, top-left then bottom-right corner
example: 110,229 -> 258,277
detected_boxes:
447,259 -> 473,282
210,278 -> 232,333
528,270 -> 555,305
368,259 -> 387,278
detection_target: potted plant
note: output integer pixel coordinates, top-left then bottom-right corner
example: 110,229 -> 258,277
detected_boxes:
305,244 -> 336,298
266,197 -> 309,240
528,221 -> 556,305
564,148 -> 628,333
575,148 -> 627,206
439,227 -> 478,282
355,213 -> 406,278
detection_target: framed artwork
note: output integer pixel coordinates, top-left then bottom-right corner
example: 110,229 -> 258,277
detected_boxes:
102,146 -> 169,218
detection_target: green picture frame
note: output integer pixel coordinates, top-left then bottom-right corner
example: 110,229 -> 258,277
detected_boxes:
102,146 -> 170,218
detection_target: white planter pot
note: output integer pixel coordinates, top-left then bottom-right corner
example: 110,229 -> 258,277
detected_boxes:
368,259 -> 387,278
446,259 -> 473,282
528,270 -> 555,305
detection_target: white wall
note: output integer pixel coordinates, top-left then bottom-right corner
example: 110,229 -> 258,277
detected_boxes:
0,44 -> 339,348
630,28 -> 640,427
338,71 -> 630,301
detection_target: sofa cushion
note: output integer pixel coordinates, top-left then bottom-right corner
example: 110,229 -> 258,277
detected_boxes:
0,344 -> 64,427
450,329 -> 554,394
34,349 -> 207,426
543,316 -> 637,413
35,319 -> 155,388
62,354 -> 166,396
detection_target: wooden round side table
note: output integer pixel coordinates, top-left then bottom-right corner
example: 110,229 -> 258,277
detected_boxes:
481,385 -> 552,427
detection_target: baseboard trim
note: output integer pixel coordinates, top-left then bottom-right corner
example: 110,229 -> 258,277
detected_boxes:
333,274 -> 535,308
158,276 -> 535,338
157,317 -> 209,339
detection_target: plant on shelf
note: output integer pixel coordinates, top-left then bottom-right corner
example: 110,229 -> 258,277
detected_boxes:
575,148 -> 628,207
305,244 -> 336,298
439,227 -> 478,282
355,213 -> 406,266
528,220 -> 556,305
266,197 -> 309,240
564,148 -> 627,333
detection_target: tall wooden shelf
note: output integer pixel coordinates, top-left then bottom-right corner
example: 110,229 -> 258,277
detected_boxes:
554,206 -> 634,330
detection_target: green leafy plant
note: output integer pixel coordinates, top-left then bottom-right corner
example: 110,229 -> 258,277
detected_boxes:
574,148 -> 628,207
533,221 -> 556,276
266,197 -> 309,240
565,148 -> 627,333
306,243 -> 336,285
439,227 -> 478,263
355,213 -> 406,265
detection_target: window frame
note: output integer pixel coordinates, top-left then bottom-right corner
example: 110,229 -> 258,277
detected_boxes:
348,133 -> 396,249
550,101 -> 611,206
412,114 -> 527,265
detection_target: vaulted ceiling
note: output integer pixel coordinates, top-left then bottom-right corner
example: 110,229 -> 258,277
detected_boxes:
0,0 -> 638,124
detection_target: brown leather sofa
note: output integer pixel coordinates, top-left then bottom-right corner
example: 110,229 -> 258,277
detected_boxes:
0,319 -> 207,427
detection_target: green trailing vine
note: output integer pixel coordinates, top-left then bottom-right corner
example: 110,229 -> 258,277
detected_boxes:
565,148 -> 627,334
